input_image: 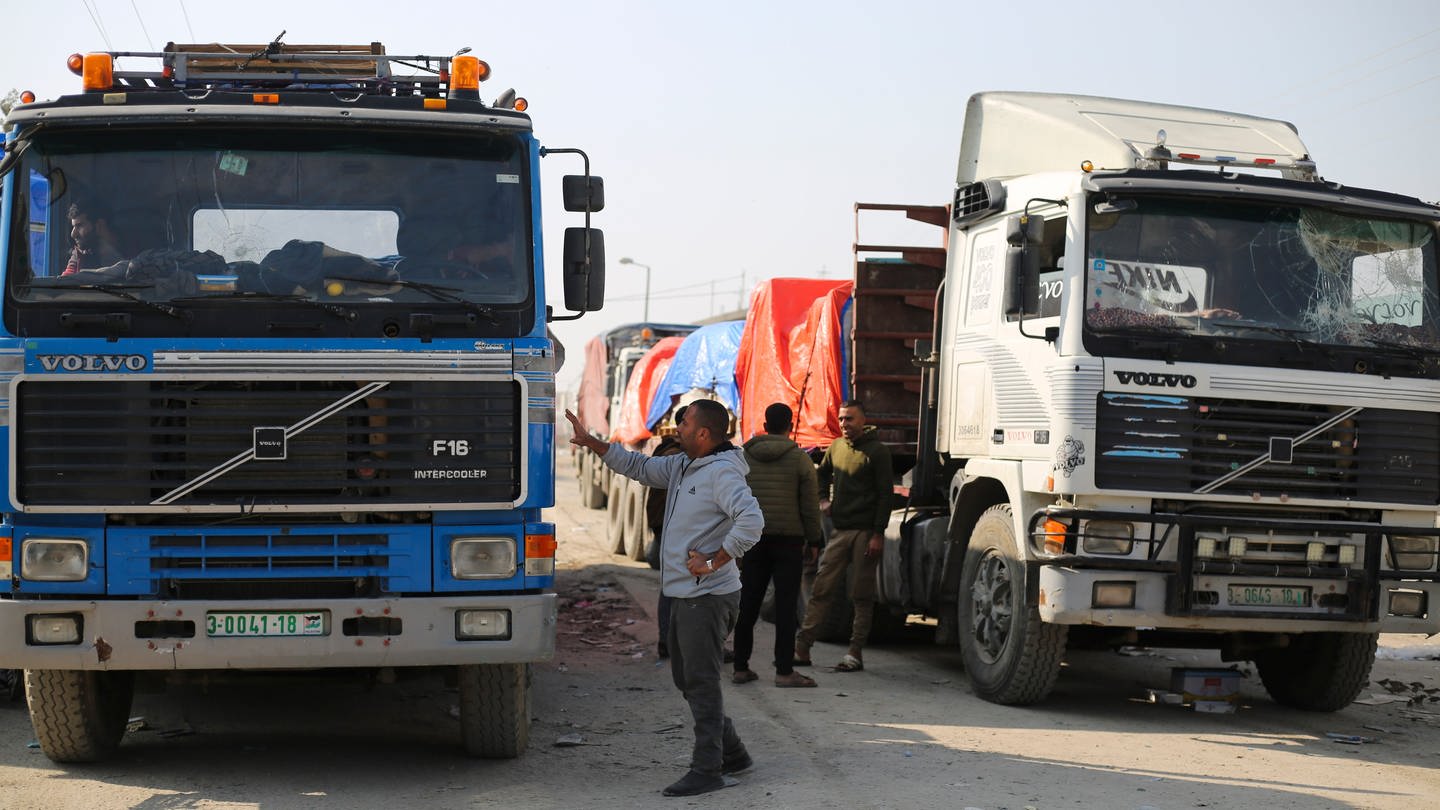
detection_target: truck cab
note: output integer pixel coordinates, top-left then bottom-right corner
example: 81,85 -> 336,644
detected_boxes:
0,41 -> 605,761
886,92 -> 1439,708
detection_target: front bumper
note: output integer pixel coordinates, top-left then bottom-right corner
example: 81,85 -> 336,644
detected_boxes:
1037,567 -> 1393,632
0,594 -> 556,670
1029,507 -> 1440,634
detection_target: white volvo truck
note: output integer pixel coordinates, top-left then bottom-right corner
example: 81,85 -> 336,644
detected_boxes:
865,92 -> 1439,708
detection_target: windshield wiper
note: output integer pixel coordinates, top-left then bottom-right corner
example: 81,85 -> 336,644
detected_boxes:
26,281 -> 189,320
171,291 -> 356,321
1359,337 -> 1438,362
325,275 -> 497,322
1203,318 -> 1309,337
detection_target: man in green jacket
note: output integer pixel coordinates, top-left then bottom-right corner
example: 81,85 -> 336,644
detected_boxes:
732,403 -> 822,688
794,400 -> 893,673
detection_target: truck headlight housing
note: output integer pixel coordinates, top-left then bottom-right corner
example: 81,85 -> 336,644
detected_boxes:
28,613 -> 82,645
1082,521 -> 1133,555
1388,535 -> 1438,571
450,537 -> 517,579
21,538 -> 88,581
456,609 -> 511,640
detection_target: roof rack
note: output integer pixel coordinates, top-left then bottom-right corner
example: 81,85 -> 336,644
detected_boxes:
105,40 -> 460,97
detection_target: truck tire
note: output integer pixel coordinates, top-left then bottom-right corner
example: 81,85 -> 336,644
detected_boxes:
458,663 -> 531,758
1255,631 -> 1377,711
623,480 -> 649,561
577,455 -> 598,509
25,669 -> 134,763
607,478 -> 628,554
645,527 -> 663,570
0,669 -> 23,703
585,454 -> 609,510
958,504 -> 1067,705
867,604 -> 910,644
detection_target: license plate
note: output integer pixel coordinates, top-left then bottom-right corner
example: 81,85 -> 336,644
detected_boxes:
206,611 -> 328,637
1227,585 -> 1311,608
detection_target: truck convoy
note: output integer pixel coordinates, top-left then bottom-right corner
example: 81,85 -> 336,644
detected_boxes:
0,40 -> 606,761
599,92 -> 1440,710
574,322 -> 695,558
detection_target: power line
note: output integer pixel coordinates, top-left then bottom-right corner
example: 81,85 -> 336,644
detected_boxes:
1297,45 -> 1436,102
1263,24 -> 1440,103
178,0 -> 197,42
131,0 -> 155,50
79,0 -> 113,50
1338,71 -> 1440,111
609,272 -> 746,300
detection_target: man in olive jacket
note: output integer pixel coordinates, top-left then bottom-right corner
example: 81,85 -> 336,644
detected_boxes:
732,403 -> 823,688
794,399 -> 893,672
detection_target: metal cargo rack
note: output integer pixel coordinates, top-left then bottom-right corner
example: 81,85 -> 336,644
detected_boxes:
103,39 -> 461,97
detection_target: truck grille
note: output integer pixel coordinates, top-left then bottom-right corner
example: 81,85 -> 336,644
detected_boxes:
107,525 -> 431,597
1096,394 -> 1439,505
16,379 -> 520,509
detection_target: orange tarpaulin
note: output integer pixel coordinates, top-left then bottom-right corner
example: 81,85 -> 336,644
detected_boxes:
610,336 -> 685,446
735,278 -> 853,449
576,336 -> 611,438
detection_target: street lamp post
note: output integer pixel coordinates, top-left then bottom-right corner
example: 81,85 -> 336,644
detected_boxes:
618,257 -> 652,322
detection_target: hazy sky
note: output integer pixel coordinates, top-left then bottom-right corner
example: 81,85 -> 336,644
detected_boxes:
4,1 -> 1437,390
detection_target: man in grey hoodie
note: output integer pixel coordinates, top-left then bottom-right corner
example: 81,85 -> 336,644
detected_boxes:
566,399 -> 762,797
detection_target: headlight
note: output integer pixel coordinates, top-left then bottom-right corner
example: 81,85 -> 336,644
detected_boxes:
450,537 -> 517,579
1082,521 -> 1134,555
1388,535 -> 1438,571
21,538 -> 88,581
28,613 -> 82,645
456,609 -> 511,640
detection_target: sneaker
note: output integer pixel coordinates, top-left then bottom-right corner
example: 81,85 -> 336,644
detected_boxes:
774,671 -> 817,688
722,749 -> 754,774
732,669 -> 759,684
662,770 -> 730,797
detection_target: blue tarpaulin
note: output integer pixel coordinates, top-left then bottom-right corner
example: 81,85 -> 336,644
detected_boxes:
645,320 -> 745,428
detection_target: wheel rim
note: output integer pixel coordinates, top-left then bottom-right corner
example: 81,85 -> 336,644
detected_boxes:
969,549 -> 1013,664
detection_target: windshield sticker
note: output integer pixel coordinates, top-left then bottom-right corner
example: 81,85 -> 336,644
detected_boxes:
496,173 -> 520,184
1092,258 -> 1208,314
217,152 -> 249,176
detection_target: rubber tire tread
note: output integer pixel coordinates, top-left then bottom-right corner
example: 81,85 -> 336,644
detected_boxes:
25,669 -> 134,763
580,454 -> 608,510
458,663 -> 531,758
1255,631 -> 1378,711
623,480 -> 649,561
958,504 -> 1067,705
577,454 -> 597,509
607,477 -> 628,554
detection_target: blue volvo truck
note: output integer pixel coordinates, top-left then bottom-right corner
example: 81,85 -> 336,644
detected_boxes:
0,40 -> 605,761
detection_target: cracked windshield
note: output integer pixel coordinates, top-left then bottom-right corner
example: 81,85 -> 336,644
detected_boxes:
9,128 -> 531,307
1084,196 -> 1439,353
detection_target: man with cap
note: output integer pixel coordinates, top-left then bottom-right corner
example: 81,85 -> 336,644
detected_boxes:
732,403 -> 822,688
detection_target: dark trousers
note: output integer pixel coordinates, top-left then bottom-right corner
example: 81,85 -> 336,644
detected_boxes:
668,590 -> 744,776
733,534 -> 804,676
658,593 -> 672,645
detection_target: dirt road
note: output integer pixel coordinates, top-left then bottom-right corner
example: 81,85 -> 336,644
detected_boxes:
1,452 -> 1438,809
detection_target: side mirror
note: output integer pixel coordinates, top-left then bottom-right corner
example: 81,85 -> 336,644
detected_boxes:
563,227 -> 606,311
1004,214 -> 1043,316
562,175 -> 605,213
